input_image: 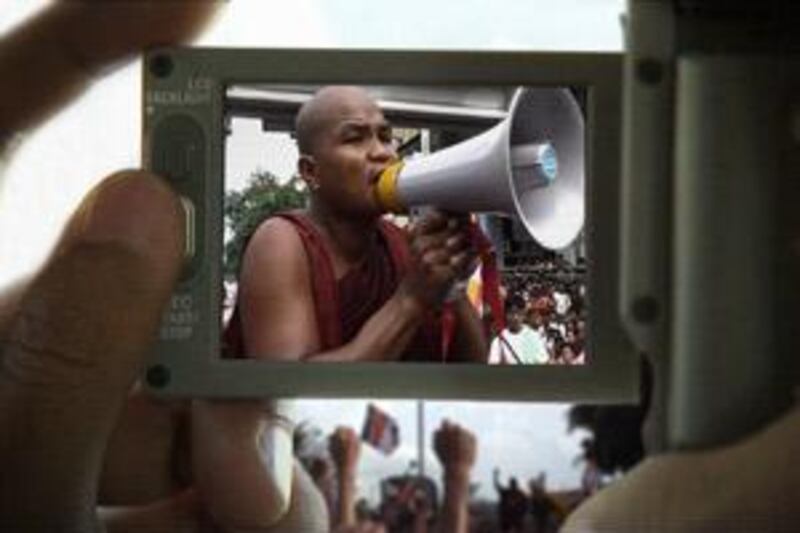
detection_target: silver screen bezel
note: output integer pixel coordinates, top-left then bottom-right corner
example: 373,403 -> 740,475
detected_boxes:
143,47 -> 638,402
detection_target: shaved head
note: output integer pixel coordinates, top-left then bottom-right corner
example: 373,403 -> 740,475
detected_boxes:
294,86 -> 380,155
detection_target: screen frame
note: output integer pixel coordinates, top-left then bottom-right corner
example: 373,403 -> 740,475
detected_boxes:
143,47 -> 638,402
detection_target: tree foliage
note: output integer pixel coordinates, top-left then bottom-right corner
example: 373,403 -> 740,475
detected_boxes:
224,170 -> 307,278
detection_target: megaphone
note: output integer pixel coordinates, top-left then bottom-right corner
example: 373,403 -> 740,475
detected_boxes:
375,87 -> 585,250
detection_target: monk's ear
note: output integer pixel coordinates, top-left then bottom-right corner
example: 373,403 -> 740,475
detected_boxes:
297,155 -> 319,191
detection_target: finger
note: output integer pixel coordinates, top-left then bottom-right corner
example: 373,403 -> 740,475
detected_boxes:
450,251 -> 479,282
0,1 -> 223,137
448,251 -> 477,273
99,391 -> 190,505
272,463 -> 330,533
444,233 -> 469,253
433,221 -> 475,251
438,212 -> 471,232
412,231 -> 449,259
0,170 -> 184,528
0,273 -> 34,342
424,255 -> 457,279
412,210 -> 448,235
99,487 -> 202,533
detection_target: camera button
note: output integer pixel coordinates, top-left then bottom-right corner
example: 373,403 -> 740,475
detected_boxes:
178,196 -> 196,260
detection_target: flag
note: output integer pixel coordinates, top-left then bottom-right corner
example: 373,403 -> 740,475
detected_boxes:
361,403 -> 399,455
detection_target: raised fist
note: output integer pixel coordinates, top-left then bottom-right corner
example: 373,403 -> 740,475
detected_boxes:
433,419 -> 477,477
329,426 -> 361,475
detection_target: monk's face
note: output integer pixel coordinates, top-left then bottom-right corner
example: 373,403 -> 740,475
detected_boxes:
305,87 -> 397,218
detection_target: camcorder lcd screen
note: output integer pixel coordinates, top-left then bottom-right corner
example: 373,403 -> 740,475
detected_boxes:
221,84 -> 588,367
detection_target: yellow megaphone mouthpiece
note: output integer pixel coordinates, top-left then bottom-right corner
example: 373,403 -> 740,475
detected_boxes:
375,161 -> 407,214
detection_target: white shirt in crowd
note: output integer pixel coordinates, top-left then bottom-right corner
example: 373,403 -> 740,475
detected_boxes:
488,326 -> 549,365
553,290 -> 572,315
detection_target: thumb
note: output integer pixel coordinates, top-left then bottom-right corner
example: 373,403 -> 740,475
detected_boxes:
0,170 -> 184,529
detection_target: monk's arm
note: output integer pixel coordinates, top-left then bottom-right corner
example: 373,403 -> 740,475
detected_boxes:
448,293 -> 488,363
239,218 -> 426,363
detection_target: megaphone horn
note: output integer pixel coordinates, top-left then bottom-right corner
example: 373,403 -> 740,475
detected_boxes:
375,87 -> 585,250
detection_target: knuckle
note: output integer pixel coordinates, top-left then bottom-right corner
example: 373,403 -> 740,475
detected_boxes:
421,250 -> 439,267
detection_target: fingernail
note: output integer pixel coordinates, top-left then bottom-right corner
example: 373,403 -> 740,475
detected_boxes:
66,170 -> 183,260
67,172 -> 131,240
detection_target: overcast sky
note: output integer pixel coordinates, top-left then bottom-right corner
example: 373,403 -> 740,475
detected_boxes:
0,0 -> 625,283
0,0 -> 626,503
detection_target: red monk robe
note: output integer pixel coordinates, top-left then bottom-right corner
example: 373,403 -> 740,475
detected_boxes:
223,212 -> 442,362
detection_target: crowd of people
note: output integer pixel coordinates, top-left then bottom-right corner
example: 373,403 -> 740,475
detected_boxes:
490,470 -> 570,533
294,421 -> 602,533
296,422 -> 473,533
488,260 -> 587,366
